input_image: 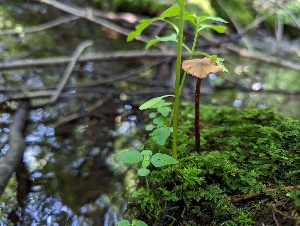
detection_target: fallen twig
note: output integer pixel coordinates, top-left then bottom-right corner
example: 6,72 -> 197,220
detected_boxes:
0,50 -> 180,70
230,185 -> 300,203
38,0 -> 151,43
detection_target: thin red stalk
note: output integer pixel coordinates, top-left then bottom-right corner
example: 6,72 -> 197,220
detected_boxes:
195,77 -> 202,153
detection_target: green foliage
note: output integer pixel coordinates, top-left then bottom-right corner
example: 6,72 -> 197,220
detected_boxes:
117,219 -> 148,226
124,104 -> 300,225
287,189 -> 300,207
140,97 -> 173,146
115,149 -> 178,177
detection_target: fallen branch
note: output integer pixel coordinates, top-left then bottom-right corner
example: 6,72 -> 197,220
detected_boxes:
54,96 -> 110,127
231,185 -> 300,203
0,58 -> 166,93
0,102 -> 29,196
0,50 -> 180,70
38,0 -> 151,43
48,40 -> 93,104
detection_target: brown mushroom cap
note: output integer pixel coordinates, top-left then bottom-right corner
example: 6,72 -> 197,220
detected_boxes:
182,57 -> 224,78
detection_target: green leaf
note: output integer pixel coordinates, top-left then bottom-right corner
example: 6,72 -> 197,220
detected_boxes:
152,99 -> 172,108
116,220 -> 131,226
141,150 -> 153,157
160,5 -> 180,19
127,18 -> 160,42
149,112 -> 157,118
142,160 -> 151,168
210,54 -> 218,61
138,168 -> 150,176
156,33 -> 177,42
146,39 -> 160,49
153,116 -> 168,126
152,127 -> 171,145
115,150 -> 143,164
147,33 -> 178,49
133,219 -> 148,226
139,95 -> 174,110
157,106 -> 171,116
184,11 -> 197,24
145,124 -> 155,131
206,16 -> 228,23
151,153 -> 178,167
198,24 -> 227,33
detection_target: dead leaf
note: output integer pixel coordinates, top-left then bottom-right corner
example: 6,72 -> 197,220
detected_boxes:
182,57 -> 224,78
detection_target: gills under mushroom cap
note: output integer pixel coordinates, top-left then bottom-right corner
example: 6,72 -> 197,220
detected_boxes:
182,57 -> 224,78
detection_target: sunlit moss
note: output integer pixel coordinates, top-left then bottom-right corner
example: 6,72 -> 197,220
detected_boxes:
125,103 -> 300,225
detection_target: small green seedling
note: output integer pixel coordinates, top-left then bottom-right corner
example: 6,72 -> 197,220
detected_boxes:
115,149 -> 178,177
140,95 -> 174,146
116,219 -> 148,226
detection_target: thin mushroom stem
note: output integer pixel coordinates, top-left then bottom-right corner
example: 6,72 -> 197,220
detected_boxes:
195,77 -> 202,153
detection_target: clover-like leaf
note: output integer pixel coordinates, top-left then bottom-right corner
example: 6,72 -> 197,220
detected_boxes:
151,153 -> 178,167
141,150 -> 153,157
138,168 -> 150,176
157,106 -> 171,116
152,127 -> 171,145
116,220 -> 130,226
115,150 -> 143,164
145,124 -> 155,131
132,219 -> 148,226
153,116 -> 168,126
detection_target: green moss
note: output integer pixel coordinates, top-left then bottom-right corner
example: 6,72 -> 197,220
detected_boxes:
125,103 -> 300,225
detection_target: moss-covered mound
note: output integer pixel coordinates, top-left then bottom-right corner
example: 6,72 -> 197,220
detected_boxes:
125,103 -> 300,225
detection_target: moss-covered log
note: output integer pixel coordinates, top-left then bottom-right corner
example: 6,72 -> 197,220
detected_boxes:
124,104 -> 300,225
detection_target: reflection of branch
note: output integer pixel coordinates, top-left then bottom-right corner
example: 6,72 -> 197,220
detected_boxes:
0,50 -> 180,70
227,44 -> 300,71
48,40 -> 93,104
0,15 -> 79,35
0,88 -> 174,107
38,0 -> 151,43
0,59 -> 166,93
0,102 -> 29,196
55,96 -> 109,127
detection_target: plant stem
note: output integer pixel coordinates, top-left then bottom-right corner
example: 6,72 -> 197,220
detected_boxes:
178,26 -> 198,95
195,77 -> 202,153
169,22 -> 198,127
172,0 -> 185,159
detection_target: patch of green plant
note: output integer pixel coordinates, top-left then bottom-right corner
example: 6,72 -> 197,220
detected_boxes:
115,149 -> 178,177
116,219 -> 148,226
124,104 -> 300,225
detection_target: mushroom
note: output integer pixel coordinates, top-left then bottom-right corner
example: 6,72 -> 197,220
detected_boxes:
182,57 -> 224,153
